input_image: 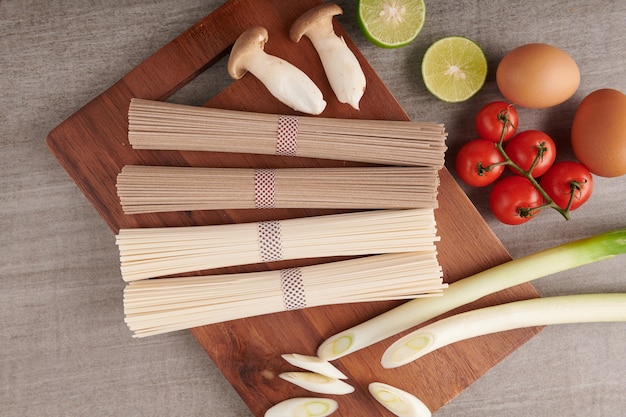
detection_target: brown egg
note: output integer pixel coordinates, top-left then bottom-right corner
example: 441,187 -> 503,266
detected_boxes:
571,88 -> 626,178
496,43 -> 580,108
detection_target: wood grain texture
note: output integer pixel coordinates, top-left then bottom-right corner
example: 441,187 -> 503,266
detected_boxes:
46,0 -> 540,415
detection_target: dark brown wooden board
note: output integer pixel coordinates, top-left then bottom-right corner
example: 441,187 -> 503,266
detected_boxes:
46,0 -> 541,415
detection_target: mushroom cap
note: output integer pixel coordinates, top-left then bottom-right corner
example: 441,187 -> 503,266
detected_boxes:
290,3 -> 343,43
227,26 -> 269,79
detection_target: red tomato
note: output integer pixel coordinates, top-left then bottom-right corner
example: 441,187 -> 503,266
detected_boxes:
475,101 -> 519,142
539,161 -> 593,210
489,176 -> 543,225
504,130 -> 557,177
455,139 -> 506,187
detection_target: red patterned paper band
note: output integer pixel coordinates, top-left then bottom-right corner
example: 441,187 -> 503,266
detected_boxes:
254,169 -> 276,208
257,220 -> 283,262
280,268 -> 307,310
276,115 -> 298,156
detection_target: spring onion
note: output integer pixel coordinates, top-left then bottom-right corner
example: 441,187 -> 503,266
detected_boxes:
369,382 -> 432,417
381,293 -> 626,368
279,372 -> 354,395
264,397 -> 338,417
281,354 -> 348,379
317,228 -> 626,360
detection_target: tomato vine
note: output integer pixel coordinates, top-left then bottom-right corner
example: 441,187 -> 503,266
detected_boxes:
456,102 -> 594,225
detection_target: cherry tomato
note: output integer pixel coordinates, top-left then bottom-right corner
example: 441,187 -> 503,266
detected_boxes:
489,176 -> 543,225
504,130 -> 557,177
539,161 -> 593,210
455,139 -> 506,187
475,101 -> 519,142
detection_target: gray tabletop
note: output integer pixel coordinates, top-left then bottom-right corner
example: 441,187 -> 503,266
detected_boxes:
2,1 -> 625,416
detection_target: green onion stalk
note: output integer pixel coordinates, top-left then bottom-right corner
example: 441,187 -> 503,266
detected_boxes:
317,228 -> 626,361
381,293 -> 626,368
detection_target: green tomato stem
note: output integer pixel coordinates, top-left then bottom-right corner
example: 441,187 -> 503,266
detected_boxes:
526,141 -> 548,175
493,109 -> 571,221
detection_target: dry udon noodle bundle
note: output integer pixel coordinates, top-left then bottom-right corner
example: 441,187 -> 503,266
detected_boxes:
127,98 -> 447,167
123,252 -> 446,338
116,209 -> 439,281
120,210 -> 445,337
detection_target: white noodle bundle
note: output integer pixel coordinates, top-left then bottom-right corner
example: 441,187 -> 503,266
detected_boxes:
116,165 -> 439,214
123,252 -> 446,337
127,98 -> 447,168
116,209 -> 439,282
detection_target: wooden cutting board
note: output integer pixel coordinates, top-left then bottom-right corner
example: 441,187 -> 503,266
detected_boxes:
46,0 -> 541,415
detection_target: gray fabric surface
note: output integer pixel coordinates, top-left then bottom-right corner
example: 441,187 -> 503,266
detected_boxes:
1,1 -> 624,416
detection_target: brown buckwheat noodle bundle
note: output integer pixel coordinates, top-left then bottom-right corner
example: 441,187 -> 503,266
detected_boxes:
116,165 -> 440,214
127,98 -> 447,168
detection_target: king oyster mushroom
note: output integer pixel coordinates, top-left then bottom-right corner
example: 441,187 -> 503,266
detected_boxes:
227,26 -> 327,115
290,3 -> 366,110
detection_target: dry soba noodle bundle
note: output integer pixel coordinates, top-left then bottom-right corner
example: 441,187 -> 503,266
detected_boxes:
116,165 -> 440,214
127,98 -> 447,168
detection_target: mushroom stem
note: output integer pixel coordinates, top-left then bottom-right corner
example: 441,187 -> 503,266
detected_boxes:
291,4 -> 366,110
228,26 -> 327,115
245,51 -> 327,115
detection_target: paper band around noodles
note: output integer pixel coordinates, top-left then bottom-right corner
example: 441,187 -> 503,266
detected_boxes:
276,115 -> 298,156
258,220 -> 283,262
254,169 -> 275,208
280,268 -> 307,310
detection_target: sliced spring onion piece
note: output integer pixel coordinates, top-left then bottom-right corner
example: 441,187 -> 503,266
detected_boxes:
279,372 -> 355,395
317,228 -> 626,360
281,353 -> 348,379
264,397 -> 338,417
369,382 -> 432,417
381,293 -> 626,368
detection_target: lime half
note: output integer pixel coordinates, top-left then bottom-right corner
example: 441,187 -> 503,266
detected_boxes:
421,36 -> 488,102
357,0 -> 426,48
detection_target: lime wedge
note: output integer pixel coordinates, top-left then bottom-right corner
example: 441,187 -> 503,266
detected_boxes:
357,0 -> 426,48
421,36 -> 488,102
